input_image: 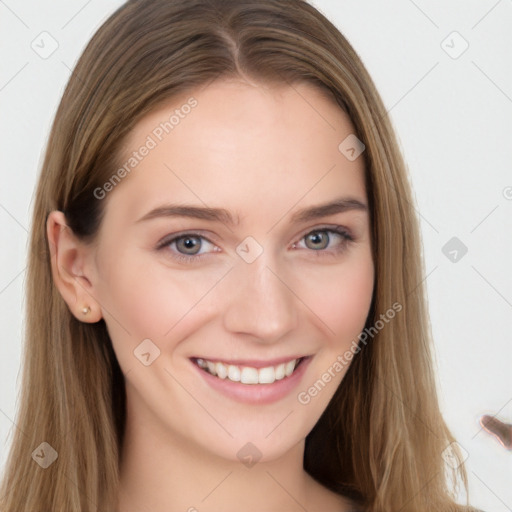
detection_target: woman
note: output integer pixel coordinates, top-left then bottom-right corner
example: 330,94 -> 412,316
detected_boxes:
0,0 -> 482,510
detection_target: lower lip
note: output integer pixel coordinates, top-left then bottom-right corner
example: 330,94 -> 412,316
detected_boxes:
191,356 -> 312,404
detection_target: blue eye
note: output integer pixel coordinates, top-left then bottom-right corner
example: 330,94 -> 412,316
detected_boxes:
295,227 -> 353,253
156,233 -> 217,263
156,226 -> 354,264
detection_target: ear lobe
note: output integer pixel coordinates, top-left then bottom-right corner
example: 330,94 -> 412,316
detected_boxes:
46,210 -> 103,323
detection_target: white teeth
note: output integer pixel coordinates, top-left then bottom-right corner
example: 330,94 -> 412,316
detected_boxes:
258,366 -> 275,384
227,365 -> 241,382
275,363 -> 285,380
215,362 -> 227,379
195,358 -> 301,384
240,367 -> 259,384
285,360 -> 296,377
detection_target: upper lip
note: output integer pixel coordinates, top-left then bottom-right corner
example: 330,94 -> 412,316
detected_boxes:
191,355 -> 308,369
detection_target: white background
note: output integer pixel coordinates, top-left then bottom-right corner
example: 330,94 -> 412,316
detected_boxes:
0,1 -> 511,510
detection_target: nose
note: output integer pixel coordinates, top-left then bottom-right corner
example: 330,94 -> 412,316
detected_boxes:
221,255 -> 299,343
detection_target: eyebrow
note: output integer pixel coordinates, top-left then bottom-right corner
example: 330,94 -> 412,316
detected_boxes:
135,197 -> 368,226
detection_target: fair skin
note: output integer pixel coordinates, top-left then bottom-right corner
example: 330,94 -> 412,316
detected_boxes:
47,79 -> 374,512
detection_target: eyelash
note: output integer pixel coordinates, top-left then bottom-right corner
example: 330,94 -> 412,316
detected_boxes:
155,226 -> 355,264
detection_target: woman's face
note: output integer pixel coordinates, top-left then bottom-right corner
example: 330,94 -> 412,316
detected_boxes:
87,79 -> 374,462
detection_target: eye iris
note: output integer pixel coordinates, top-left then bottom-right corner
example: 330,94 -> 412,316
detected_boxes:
172,231 -> 336,256
177,236 -> 201,255
305,231 -> 329,250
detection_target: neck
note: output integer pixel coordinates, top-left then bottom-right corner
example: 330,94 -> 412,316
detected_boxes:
116,395 -> 328,512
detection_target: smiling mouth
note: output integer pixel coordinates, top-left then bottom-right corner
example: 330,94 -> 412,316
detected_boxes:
191,356 -> 307,385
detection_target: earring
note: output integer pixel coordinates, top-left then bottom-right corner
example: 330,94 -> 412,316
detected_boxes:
81,306 -> 91,315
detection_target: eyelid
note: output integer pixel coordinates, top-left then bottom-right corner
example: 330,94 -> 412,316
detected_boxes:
294,223 -> 353,242
291,224 -> 354,251
155,225 -> 352,248
155,224 -> 355,263
155,230 -> 219,252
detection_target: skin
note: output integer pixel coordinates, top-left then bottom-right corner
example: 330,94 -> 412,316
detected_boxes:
480,415 -> 512,450
47,79 -> 374,512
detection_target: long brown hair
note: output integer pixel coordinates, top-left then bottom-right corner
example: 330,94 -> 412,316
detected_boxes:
0,1 -> 474,510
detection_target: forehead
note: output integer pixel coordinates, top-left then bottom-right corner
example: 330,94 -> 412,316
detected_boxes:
104,79 -> 367,226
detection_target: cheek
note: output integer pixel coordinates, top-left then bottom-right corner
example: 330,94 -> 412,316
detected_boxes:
294,255 -> 374,408
94,248 -> 229,348
304,253 -> 374,346
95,240 -> 373,370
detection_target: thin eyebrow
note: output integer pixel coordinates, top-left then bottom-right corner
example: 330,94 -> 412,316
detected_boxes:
290,197 -> 368,223
135,197 -> 368,226
136,204 -> 240,226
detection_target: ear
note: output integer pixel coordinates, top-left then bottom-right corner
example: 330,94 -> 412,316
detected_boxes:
46,210 -> 103,323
